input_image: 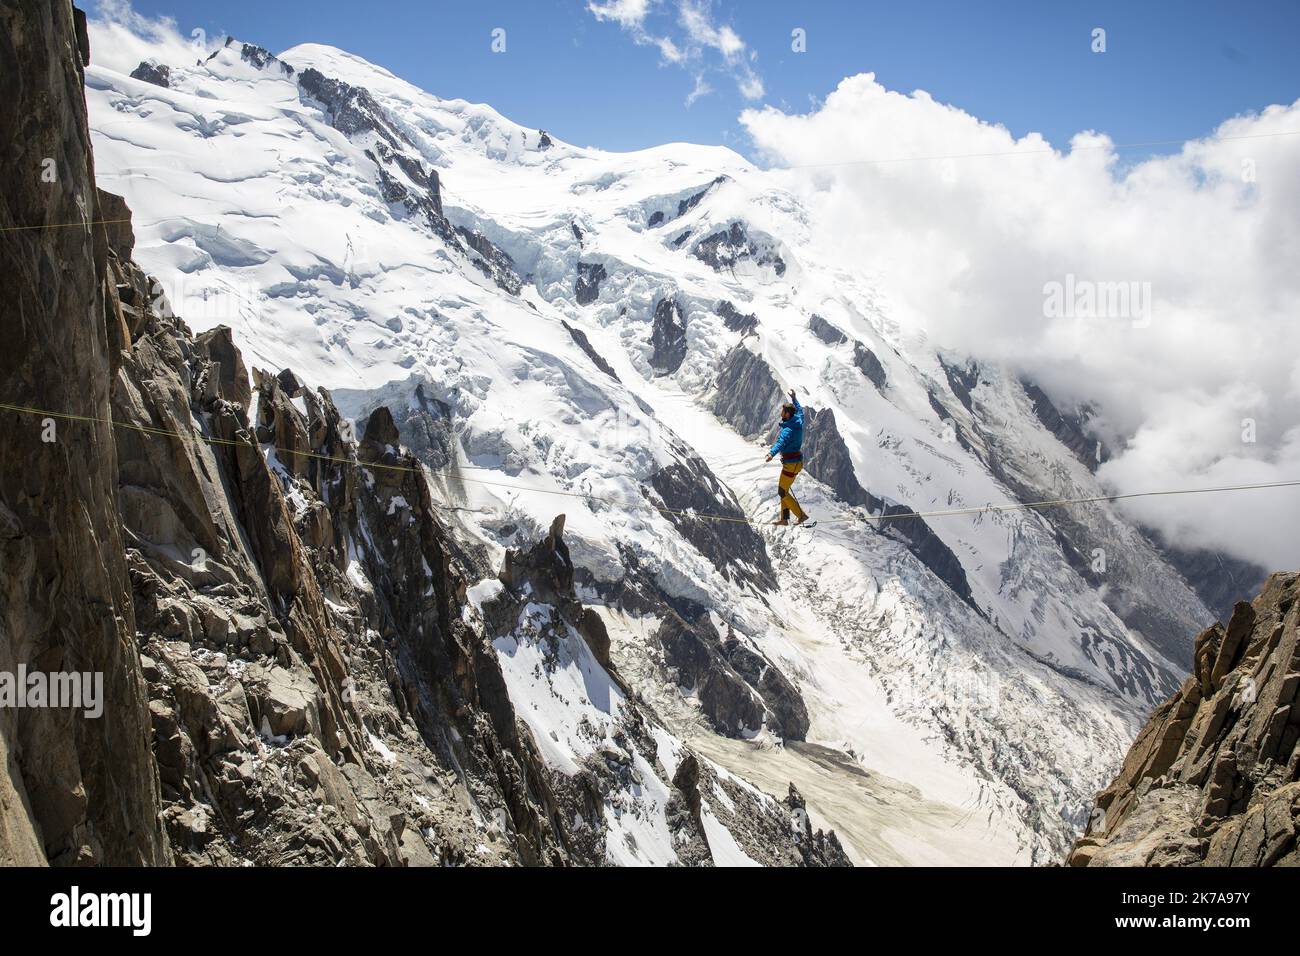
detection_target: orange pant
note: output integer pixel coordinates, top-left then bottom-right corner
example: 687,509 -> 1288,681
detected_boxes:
778,461 -> 805,521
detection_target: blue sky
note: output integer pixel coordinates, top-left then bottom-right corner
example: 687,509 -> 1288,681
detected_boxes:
92,0 -> 1299,160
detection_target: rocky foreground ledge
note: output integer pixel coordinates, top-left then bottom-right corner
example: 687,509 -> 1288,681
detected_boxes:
1069,572 -> 1300,866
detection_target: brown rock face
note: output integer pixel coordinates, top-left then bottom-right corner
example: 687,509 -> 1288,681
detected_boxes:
1068,572 -> 1300,866
0,0 -> 567,868
195,326 -> 251,411
0,0 -> 168,865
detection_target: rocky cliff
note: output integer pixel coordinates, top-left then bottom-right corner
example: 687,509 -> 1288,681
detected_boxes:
1068,572 -> 1300,866
0,0 -> 846,868
1,0 -> 166,867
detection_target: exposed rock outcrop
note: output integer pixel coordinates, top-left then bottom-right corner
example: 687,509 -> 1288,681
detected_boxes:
298,67 -> 401,145
940,358 -> 979,413
455,224 -> 523,295
1069,572 -> 1300,866
646,176 -> 726,229
298,63 -> 521,295
562,321 -> 620,382
298,65 -> 450,239
799,407 -> 877,511
497,514 -> 615,676
880,505 -> 976,609
715,300 -> 758,336
678,177 -> 726,217
655,613 -> 809,741
785,784 -> 852,867
711,345 -> 782,438
926,390 -> 973,452
649,297 -> 688,374
1019,378 -> 1104,473
809,314 -> 847,345
331,378 -> 464,484
646,431 -> 775,592
129,60 -> 170,87
230,39 -> 295,76
664,752 -> 712,865
693,222 -> 786,277
853,343 -> 887,391
574,261 -> 606,305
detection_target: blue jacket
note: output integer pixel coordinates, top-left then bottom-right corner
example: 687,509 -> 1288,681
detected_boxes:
770,397 -> 804,460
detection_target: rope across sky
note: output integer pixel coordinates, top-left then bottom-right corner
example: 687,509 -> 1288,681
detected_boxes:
3,399 -> 1296,530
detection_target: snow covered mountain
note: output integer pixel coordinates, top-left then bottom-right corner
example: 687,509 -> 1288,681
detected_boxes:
79,35 -> 1251,863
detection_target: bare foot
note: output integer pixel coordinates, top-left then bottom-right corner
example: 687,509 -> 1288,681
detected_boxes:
770,518 -> 789,526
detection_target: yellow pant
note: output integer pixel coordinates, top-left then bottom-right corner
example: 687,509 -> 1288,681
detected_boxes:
778,461 -> 805,521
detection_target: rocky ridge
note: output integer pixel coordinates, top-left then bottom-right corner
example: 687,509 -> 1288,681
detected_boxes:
1069,572 -> 1300,866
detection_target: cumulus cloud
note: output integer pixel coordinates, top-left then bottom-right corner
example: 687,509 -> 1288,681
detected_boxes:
587,0 -> 763,104
741,75 -> 1300,570
83,0 -> 220,75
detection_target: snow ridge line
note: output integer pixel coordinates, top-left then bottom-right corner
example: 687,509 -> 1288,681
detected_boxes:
9,129 -> 1295,224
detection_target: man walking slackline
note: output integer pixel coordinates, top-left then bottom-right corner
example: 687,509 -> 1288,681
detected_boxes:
765,388 -> 813,527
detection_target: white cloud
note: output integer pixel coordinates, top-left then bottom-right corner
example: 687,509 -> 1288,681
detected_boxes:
84,0 -> 219,76
735,71 -> 764,101
741,74 -> 1300,570
654,34 -> 685,65
685,74 -> 713,108
587,0 -> 653,30
587,0 -> 763,104
678,2 -> 738,56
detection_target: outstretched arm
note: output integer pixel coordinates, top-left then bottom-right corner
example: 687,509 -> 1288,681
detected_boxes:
768,426 -> 789,459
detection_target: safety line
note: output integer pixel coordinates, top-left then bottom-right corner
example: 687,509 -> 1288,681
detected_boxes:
3,399 -> 1297,530
0,217 -> 134,234
0,399 -> 761,524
